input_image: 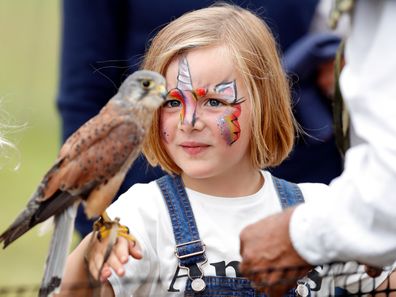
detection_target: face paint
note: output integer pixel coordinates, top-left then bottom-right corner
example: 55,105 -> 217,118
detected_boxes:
215,81 -> 243,145
176,56 -> 197,126
177,55 -> 193,91
195,87 -> 207,97
161,123 -> 171,143
218,103 -> 242,145
214,81 -> 238,104
167,55 -> 243,143
167,56 -> 211,127
167,88 -> 186,124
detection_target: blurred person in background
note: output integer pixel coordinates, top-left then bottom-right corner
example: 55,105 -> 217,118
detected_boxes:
271,33 -> 343,184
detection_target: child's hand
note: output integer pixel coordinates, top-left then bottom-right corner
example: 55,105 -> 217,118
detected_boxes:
85,234 -> 143,283
99,237 -> 142,282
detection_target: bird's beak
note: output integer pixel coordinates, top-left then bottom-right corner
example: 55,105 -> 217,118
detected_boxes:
156,84 -> 167,100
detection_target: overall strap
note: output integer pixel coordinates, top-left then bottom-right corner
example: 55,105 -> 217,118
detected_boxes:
272,176 -> 305,208
273,176 -> 312,297
156,175 -> 207,278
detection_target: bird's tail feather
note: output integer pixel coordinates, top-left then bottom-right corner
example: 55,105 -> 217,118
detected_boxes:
0,202 -> 40,248
39,202 -> 79,297
0,191 -> 79,249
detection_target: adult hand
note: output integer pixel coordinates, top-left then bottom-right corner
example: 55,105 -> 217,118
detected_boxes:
239,207 -> 312,296
85,234 -> 142,283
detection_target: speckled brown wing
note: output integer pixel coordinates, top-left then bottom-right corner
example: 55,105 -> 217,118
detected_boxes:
58,102 -> 127,161
40,101 -> 145,204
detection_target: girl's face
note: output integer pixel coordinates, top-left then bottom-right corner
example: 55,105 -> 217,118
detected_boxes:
161,46 -> 253,180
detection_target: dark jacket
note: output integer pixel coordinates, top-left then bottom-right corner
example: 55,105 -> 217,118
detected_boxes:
271,33 -> 343,184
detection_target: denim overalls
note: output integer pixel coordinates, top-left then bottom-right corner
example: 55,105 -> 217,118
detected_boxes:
156,174 -> 305,296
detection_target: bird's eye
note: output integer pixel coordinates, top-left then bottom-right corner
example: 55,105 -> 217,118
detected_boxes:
141,80 -> 153,89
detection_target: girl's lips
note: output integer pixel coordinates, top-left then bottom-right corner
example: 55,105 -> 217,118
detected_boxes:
180,142 -> 210,155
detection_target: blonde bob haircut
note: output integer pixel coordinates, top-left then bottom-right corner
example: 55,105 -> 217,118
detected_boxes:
141,3 -> 294,175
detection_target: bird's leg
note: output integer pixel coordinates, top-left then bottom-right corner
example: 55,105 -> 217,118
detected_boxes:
84,212 -> 135,296
95,211 -> 135,243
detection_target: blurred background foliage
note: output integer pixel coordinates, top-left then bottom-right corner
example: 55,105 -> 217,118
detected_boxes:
0,0 -> 74,291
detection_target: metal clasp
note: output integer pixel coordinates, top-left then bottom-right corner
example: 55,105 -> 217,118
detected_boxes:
174,240 -> 207,292
175,239 -> 206,259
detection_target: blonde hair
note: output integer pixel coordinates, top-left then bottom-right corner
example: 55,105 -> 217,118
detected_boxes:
141,4 -> 294,175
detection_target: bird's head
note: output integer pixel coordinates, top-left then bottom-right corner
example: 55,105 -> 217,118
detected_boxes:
119,70 -> 167,109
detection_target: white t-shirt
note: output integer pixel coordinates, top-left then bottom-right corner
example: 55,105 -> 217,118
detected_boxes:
107,171 -> 387,296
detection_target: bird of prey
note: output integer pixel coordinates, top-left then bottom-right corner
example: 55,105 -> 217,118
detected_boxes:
0,70 -> 167,296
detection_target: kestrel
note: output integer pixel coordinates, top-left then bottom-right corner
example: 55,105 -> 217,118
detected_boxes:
0,70 -> 167,295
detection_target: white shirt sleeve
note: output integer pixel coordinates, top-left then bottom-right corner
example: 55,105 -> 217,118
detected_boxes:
290,0 -> 396,266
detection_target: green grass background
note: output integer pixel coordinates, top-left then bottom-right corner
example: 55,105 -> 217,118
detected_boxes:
0,1 -> 80,292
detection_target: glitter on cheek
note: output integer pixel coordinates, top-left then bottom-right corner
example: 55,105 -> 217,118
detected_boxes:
161,128 -> 170,144
218,105 -> 242,146
160,116 -> 172,144
217,117 -> 232,145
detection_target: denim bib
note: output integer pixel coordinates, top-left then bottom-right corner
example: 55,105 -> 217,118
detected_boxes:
156,174 -> 304,296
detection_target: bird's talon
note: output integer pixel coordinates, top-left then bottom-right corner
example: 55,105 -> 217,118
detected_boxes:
93,215 -> 135,243
117,229 -> 135,243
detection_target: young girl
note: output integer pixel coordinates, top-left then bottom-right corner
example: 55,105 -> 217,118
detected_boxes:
59,4 -> 392,296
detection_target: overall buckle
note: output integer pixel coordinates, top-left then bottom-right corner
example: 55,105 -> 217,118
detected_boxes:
175,239 -> 207,292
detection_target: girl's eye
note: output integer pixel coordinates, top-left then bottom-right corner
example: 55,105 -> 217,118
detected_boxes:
206,98 -> 223,107
164,99 -> 182,108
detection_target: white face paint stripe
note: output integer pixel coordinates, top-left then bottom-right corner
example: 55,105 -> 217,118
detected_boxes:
177,56 -> 193,91
174,55 -> 196,126
214,81 -> 237,104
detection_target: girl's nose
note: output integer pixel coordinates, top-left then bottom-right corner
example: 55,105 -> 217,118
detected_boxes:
178,91 -> 198,131
178,108 -> 204,132
183,102 -> 197,127
178,112 -> 196,132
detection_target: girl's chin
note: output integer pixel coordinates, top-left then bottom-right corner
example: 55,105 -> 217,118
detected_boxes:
180,167 -> 215,180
